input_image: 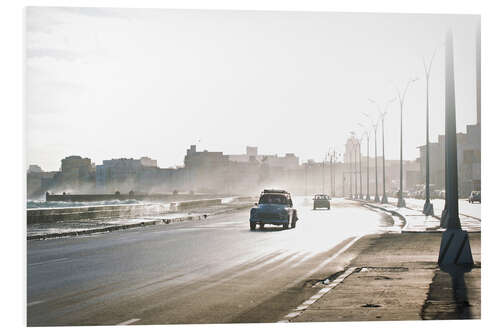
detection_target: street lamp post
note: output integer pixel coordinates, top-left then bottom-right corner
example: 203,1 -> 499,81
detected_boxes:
395,78 -> 419,208
373,123 -> 379,202
349,149 -> 353,199
438,29 -> 473,268
304,162 -> 308,197
322,157 -> 325,194
362,114 -> 380,202
354,139 -> 358,199
369,98 -> 396,204
333,148 -> 336,197
358,137 -> 363,200
422,48 -> 438,216
358,123 -> 370,200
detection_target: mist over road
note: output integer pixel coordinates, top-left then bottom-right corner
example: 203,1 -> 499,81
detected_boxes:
27,198 -> 395,326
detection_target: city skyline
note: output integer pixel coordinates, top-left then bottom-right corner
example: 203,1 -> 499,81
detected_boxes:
27,8 -> 479,171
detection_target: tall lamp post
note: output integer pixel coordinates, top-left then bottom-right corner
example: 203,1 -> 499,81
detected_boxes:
358,123 -> 370,200
349,147 -> 353,199
395,78 -> 419,208
349,133 -> 358,199
357,136 -> 363,200
422,47 -> 439,216
363,113 -> 380,202
369,98 -> 396,204
332,147 -> 337,197
438,29 -> 473,268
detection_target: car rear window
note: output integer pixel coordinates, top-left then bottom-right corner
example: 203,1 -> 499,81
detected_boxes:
259,194 -> 289,204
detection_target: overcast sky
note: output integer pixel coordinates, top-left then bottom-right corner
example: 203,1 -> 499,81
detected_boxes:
26,7 -> 480,171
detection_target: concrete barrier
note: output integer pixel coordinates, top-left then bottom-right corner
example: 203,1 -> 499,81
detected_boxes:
27,204 -> 168,224
28,197 -> 255,225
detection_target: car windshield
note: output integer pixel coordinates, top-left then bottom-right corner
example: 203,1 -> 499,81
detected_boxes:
259,194 -> 289,205
315,195 -> 329,200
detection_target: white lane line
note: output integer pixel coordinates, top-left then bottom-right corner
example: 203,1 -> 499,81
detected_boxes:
27,300 -> 45,307
278,267 -> 358,323
28,258 -> 70,266
117,318 -> 141,325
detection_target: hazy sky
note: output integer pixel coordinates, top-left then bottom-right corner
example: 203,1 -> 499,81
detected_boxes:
26,7 -> 480,171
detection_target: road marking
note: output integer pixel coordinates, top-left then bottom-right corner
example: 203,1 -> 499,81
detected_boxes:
27,300 -> 45,307
278,267 -> 358,323
287,235 -> 362,288
117,318 -> 140,325
28,258 -> 70,266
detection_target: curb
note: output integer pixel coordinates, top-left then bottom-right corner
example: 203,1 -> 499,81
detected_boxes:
354,199 -> 480,234
27,204 -> 253,241
358,200 -> 408,230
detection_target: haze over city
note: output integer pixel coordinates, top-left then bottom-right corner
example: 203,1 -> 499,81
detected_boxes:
27,7 -> 479,171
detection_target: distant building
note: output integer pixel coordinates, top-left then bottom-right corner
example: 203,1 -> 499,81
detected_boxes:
53,155 -> 95,191
227,146 -> 299,169
27,164 -> 43,173
140,156 -> 157,168
418,122 -> 481,197
96,158 -> 143,192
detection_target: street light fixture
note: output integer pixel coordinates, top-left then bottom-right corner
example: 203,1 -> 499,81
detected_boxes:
394,77 -> 419,208
368,98 -> 396,204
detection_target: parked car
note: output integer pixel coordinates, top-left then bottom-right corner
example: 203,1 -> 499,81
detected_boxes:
249,189 -> 298,230
468,191 -> 481,203
313,194 -> 331,210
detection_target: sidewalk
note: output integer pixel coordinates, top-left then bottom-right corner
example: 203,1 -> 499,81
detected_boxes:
361,198 -> 481,233
286,232 -> 481,322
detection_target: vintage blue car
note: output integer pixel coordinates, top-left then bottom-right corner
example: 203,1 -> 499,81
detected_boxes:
249,189 -> 298,230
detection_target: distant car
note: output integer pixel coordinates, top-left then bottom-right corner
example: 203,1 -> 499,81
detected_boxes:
249,189 -> 298,230
313,194 -> 331,210
468,191 -> 481,203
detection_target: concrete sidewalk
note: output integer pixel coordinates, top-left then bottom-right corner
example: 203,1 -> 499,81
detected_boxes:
286,232 -> 481,322
360,199 -> 481,233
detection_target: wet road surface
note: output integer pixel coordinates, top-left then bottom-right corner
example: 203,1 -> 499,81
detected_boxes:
27,198 -> 396,326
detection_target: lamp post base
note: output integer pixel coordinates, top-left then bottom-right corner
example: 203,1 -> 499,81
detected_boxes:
397,197 -> 406,208
381,194 -> 388,204
438,229 -> 474,266
374,195 -> 380,203
423,200 -> 434,216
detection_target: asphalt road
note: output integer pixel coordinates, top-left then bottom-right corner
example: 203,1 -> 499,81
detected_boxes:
27,198 -> 395,326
